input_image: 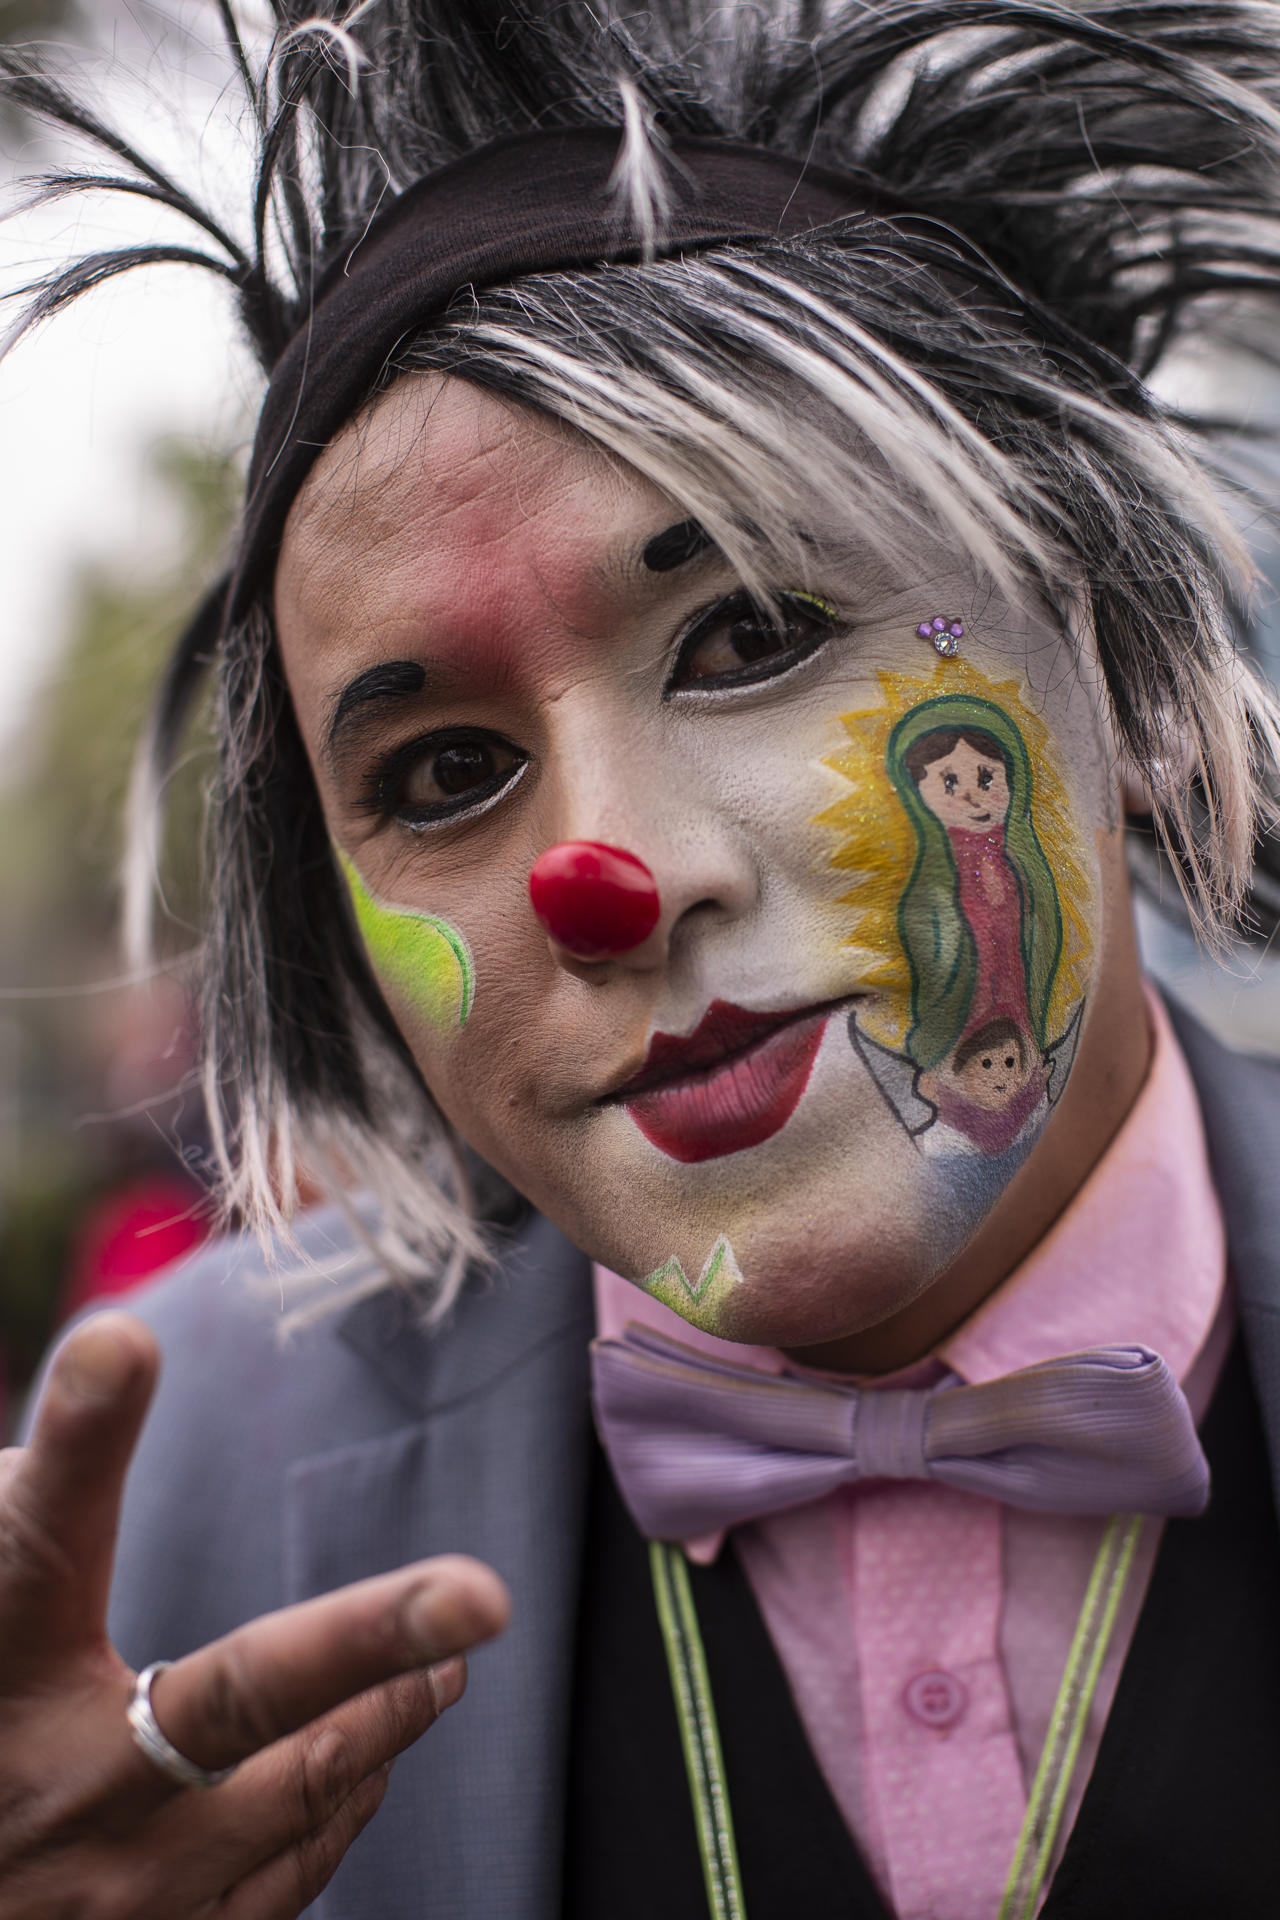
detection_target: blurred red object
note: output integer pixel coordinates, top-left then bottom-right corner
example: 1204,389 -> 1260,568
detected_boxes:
62,1173 -> 209,1318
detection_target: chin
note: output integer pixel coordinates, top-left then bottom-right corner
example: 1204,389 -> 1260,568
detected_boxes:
528,1043 -> 1009,1345
594,1168 -> 959,1350
693,1224 -> 949,1350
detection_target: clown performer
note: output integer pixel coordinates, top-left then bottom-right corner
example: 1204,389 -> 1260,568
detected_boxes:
6,4 -> 1280,1916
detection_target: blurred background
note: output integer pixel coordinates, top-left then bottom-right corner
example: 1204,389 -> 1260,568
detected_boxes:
1,1 -> 1279,1433
0,0 -> 258,1427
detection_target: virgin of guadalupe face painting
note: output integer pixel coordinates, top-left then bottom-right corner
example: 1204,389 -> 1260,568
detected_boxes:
828,671 -> 1096,1198
904,726 -> 1047,1152
909,733 -> 1011,832
277,375 -> 1120,1353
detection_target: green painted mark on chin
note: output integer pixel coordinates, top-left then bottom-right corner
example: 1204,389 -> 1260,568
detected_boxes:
640,1235 -> 743,1324
338,852 -> 474,1030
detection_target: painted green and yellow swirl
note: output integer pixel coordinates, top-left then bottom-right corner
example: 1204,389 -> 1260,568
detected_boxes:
338,851 -> 474,1031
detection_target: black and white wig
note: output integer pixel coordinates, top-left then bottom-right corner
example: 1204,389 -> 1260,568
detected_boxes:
6,0 -> 1280,1315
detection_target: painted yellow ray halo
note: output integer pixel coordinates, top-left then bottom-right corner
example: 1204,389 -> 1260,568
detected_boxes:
814,658 -> 1094,1051
338,852 -> 474,1031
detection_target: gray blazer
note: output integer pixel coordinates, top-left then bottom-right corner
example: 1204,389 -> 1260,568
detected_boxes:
101,1002 -> 1280,1920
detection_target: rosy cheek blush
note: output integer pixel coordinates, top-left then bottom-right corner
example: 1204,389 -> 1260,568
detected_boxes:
338,852 -> 474,1031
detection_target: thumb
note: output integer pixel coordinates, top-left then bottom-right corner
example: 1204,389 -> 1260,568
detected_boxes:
0,1313 -> 158,1671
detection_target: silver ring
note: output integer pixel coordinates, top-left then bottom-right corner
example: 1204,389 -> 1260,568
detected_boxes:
126,1662 -> 238,1790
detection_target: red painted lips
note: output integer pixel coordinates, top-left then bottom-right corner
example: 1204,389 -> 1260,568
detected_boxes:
613,999 -> 832,1163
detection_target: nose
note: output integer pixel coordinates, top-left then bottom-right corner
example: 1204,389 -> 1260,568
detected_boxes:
528,841 -> 662,960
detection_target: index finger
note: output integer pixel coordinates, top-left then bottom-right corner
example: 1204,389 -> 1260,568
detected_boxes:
144,1556 -> 509,1774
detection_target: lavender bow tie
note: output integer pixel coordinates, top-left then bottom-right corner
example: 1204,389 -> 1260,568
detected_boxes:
591,1324 -> 1211,1541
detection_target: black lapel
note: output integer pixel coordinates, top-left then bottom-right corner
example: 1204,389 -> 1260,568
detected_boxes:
1043,1337 -> 1280,1917
565,1440 -> 892,1920
1164,995 -> 1280,1521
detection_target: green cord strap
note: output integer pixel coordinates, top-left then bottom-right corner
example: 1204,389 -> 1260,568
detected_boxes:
652,1515 -> 1144,1920
649,1541 -> 748,1920
997,1513 -> 1144,1920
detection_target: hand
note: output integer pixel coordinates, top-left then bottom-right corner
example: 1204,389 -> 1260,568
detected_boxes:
0,1312 -> 510,1918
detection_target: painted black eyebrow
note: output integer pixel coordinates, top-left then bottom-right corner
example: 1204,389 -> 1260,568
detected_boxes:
642,518 -> 714,573
325,659 -> 427,759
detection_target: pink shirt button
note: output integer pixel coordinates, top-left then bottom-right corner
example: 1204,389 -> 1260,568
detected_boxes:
903,1669 -> 969,1730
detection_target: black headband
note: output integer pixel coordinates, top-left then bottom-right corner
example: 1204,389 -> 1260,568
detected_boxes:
230,126 -> 892,621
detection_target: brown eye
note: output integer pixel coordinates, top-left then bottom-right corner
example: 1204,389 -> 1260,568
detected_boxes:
401,737 -> 521,811
666,590 -> 836,694
977,765 -> 994,791
427,741 -> 500,797
369,728 -> 528,828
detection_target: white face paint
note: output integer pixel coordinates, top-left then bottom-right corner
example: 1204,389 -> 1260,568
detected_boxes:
277,376 -> 1131,1354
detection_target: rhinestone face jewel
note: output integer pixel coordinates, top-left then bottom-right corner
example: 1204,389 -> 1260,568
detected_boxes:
916,614 -> 964,657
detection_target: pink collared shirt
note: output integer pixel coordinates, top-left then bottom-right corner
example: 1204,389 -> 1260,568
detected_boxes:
594,989 -> 1228,1918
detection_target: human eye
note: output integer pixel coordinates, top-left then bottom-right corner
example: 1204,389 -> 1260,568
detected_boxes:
359,727 -> 528,830
977,765 -> 994,790
943,772 -> 958,794
664,589 -> 838,695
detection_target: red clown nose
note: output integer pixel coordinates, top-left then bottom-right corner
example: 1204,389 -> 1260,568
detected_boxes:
528,841 -> 661,958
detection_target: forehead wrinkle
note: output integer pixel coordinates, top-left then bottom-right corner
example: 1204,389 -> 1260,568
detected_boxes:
296,432 -> 628,643
290,420 -> 514,576
285,371 -> 537,562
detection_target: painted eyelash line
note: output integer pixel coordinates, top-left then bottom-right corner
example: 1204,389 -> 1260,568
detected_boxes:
677,585 -> 840,637
663,586 -> 842,692
736,586 -> 840,621
790,590 -> 840,619
353,739 -> 425,819
356,731 -> 529,829
402,755 -> 532,833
